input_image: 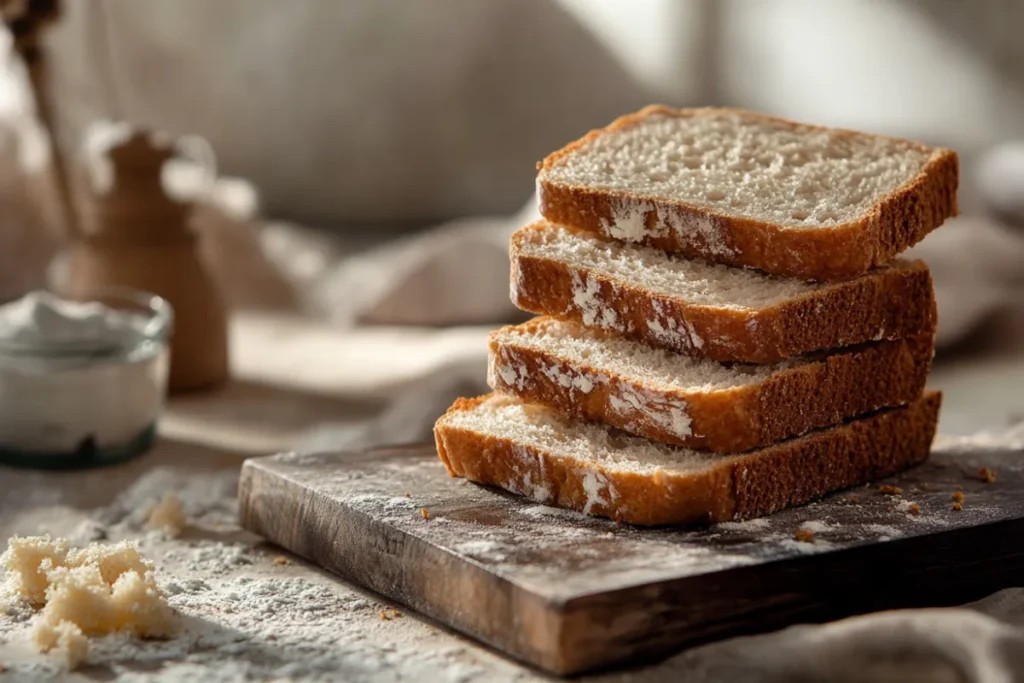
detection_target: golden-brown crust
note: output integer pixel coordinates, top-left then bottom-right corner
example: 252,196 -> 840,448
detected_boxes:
434,391 -> 941,526
537,105 -> 959,281
510,222 -> 936,364
488,319 -> 934,453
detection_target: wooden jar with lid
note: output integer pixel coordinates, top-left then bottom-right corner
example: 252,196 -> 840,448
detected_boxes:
56,127 -> 229,393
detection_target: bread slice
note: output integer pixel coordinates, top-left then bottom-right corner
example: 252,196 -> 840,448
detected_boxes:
510,221 -> 936,364
434,391 -> 941,526
488,317 -> 934,453
537,105 -> 958,281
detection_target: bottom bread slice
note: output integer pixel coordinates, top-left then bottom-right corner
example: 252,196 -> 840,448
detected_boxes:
434,391 -> 941,526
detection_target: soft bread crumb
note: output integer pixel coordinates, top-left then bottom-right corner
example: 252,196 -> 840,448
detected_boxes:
978,467 -> 997,483
32,620 -> 89,670
877,485 -> 902,496
1,536 -> 177,669
952,491 -> 965,504
1,535 -> 70,605
146,493 -> 187,538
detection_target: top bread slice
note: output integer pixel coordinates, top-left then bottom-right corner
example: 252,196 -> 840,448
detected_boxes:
537,106 -> 958,281
511,221 -> 936,364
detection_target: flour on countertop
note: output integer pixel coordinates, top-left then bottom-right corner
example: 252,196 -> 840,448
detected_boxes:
0,467 -> 526,683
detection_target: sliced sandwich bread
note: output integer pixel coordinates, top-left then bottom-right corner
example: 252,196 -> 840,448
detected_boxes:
537,105 -> 958,281
488,317 -> 934,453
434,391 -> 941,526
511,221 -> 936,364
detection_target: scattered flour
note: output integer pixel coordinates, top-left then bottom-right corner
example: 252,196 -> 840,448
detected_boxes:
581,469 -> 611,515
0,468 -> 526,683
798,520 -> 837,534
518,505 -> 587,521
864,524 -> 905,540
570,272 -> 621,331
600,200 -> 658,242
715,518 -> 770,532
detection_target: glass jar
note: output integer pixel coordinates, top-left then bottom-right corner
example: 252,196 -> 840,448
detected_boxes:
0,288 -> 173,469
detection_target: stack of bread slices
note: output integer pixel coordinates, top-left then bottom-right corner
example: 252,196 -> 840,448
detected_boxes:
435,106 -> 959,526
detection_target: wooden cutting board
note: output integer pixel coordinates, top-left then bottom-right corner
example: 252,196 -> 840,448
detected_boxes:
238,442 -> 1024,676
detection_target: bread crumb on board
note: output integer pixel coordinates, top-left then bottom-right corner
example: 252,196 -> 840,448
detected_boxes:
378,607 -> 403,621
952,491 -> 965,504
794,529 -> 815,543
895,499 -> 921,516
273,556 -> 289,566
420,508 -> 431,520
1,535 -> 178,670
146,493 -> 187,538
952,501 -> 964,511
877,485 -> 902,496
978,467 -> 997,483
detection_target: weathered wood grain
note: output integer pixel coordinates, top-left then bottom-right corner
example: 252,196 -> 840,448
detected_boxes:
238,445 -> 1024,676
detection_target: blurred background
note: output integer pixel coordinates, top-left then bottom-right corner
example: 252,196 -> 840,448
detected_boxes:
1,0 -> 1023,449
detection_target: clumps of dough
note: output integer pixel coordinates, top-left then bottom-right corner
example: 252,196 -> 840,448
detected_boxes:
146,493 -> 187,538
1,535 -> 178,669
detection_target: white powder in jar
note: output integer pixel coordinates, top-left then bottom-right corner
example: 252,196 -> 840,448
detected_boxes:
0,291 -> 169,455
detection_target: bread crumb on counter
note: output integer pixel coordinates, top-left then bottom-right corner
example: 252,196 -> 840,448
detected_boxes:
420,508 -> 431,520
377,607 -> 402,621
952,502 -> 963,512
1,535 -> 177,670
877,485 -> 902,496
952,491 -> 965,504
978,467 -> 997,483
146,493 -> 187,538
